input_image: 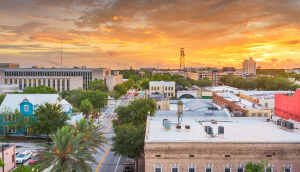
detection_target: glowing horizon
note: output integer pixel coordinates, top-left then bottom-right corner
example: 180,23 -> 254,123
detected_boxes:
0,0 -> 300,69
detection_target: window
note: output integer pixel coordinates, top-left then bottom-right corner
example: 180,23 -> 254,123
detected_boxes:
172,168 -> 178,172
158,105 -> 161,110
224,168 -> 231,172
265,168 -> 273,172
25,105 -> 28,111
165,87 -> 167,90
171,87 -> 173,90
157,87 -> 159,90
251,113 -> 256,117
238,168 -> 244,172
168,87 -> 170,90
205,168 -> 212,172
258,113 -> 262,117
284,169 -> 291,172
265,102 -> 268,107
188,168 -> 195,172
264,113 -> 268,117
155,168 -> 162,172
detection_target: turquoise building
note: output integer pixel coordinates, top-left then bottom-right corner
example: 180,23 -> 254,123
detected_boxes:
0,94 -> 72,136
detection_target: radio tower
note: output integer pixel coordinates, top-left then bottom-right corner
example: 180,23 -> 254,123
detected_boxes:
180,48 -> 185,70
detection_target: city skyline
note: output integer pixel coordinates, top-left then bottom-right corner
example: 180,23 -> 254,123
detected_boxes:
0,0 -> 300,69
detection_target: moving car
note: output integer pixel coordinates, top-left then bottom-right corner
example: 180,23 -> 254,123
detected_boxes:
29,153 -> 43,165
16,150 -> 32,164
123,163 -> 134,172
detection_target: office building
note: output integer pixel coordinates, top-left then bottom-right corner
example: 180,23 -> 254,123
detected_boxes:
149,81 -> 175,97
243,57 -> 256,75
0,63 -> 19,69
145,116 -> 300,172
0,67 -> 122,91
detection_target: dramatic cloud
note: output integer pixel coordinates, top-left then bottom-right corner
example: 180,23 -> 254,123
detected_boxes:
0,0 -> 300,69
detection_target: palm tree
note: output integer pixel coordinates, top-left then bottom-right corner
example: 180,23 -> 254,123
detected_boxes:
73,118 -> 107,152
34,126 -> 97,172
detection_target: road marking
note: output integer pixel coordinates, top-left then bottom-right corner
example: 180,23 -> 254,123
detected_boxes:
103,123 -> 113,137
95,147 -> 110,172
114,156 -> 121,172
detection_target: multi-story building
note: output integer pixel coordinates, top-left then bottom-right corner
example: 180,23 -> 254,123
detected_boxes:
285,68 -> 300,74
0,66 -> 122,91
211,68 -> 220,86
213,92 -> 273,117
149,81 -> 175,97
275,90 -> 300,122
145,115 -> 300,172
0,63 -> 19,69
0,94 -> 72,136
243,57 -> 256,75
187,72 -> 199,80
150,94 -> 170,110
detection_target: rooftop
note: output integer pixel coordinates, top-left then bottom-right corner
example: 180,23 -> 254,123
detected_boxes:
146,117 -> 300,143
240,90 -> 291,100
216,92 -> 270,110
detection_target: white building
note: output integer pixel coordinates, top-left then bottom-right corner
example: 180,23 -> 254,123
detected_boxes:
149,81 -> 175,97
0,67 -> 122,91
243,57 -> 256,75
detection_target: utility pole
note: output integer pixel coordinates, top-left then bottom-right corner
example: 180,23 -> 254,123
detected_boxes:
61,41 -> 62,68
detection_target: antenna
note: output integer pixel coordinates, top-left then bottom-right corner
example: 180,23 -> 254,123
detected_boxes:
61,40 -> 62,68
180,48 -> 185,71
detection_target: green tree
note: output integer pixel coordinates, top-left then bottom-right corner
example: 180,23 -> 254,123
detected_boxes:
88,78 -> 109,92
73,118 -> 107,151
79,99 -> 93,119
0,94 -> 5,105
140,80 -> 149,90
109,90 -> 121,104
60,90 -> 69,99
111,124 -> 145,172
27,103 -> 70,138
114,98 -> 156,126
245,160 -> 274,172
35,126 -> 97,172
114,84 -> 128,96
149,73 -> 163,81
0,158 -> 4,167
65,88 -> 83,108
17,85 -> 58,94
174,78 -> 192,87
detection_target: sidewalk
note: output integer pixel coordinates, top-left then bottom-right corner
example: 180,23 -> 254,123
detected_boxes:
138,154 -> 145,172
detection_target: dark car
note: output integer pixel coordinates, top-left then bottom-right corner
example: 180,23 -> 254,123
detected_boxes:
123,163 -> 134,172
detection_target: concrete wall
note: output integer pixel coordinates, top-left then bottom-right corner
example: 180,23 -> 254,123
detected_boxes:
156,99 -> 170,110
105,75 -> 123,90
0,144 -> 16,172
145,142 -> 300,172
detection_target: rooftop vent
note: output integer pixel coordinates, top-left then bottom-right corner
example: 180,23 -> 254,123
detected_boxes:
207,126 -> 213,135
164,120 -> 170,130
176,125 -> 181,132
218,126 -> 224,134
185,125 -> 190,132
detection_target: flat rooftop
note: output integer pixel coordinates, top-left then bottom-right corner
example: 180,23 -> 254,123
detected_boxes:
146,117 -> 300,143
216,92 -> 269,110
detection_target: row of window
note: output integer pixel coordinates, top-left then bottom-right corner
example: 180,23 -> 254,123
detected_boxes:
5,78 -> 71,91
154,167 -> 291,172
151,92 -> 174,97
151,86 -> 174,91
5,71 -> 92,78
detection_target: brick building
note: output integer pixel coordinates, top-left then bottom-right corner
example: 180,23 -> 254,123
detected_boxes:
145,116 -> 300,172
275,90 -> 300,122
213,92 -> 272,117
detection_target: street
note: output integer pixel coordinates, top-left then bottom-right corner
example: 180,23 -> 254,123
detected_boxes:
92,91 -> 136,172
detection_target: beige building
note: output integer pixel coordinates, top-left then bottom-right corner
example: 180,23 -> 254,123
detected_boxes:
0,67 -> 122,91
145,116 -> 300,172
149,81 -> 175,97
243,57 -> 256,75
150,94 -> 170,110
187,72 -> 199,80
0,144 -> 16,172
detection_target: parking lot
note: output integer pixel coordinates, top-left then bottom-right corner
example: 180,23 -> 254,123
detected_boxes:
13,142 -> 46,166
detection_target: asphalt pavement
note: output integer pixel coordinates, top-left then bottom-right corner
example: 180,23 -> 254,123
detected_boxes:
92,91 -> 135,172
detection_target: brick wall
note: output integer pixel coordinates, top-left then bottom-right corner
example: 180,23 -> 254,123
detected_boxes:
145,142 -> 300,172
213,92 -> 246,116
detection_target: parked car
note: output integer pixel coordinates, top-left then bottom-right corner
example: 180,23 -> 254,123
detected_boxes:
29,153 -> 43,165
123,163 -> 134,172
16,150 -> 32,164
46,138 -> 53,145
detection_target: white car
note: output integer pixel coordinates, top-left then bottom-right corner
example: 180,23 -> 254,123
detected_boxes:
16,150 -> 32,164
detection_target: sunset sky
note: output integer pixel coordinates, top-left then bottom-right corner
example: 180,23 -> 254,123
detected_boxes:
0,0 -> 300,69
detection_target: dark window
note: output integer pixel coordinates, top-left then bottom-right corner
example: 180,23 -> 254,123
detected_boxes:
172,168 -> 178,172
266,155 -> 272,157
285,169 -> 290,172
155,155 -> 161,157
225,155 -> 230,157
224,168 -> 231,172
189,168 -> 195,172
238,168 -> 244,172
189,155 -> 194,157
155,168 -> 161,172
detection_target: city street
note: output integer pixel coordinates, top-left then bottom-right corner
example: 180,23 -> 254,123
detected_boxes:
92,91 -> 136,172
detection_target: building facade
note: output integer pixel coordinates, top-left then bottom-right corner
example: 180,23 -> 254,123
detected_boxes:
0,144 -> 16,172
145,116 -> 300,172
0,94 -> 72,136
0,67 -> 122,91
149,81 -> 175,97
243,57 -> 256,75
275,90 -> 300,122
211,69 -> 220,86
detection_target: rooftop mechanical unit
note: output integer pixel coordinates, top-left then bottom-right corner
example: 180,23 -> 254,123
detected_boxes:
218,126 -> 224,134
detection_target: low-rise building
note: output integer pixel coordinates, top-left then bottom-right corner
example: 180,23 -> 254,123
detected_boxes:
0,84 -> 20,94
0,94 -> 72,136
213,92 -> 273,117
145,116 -> 300,172
149,81 -> 175,97
0,144 -> 16,172
275,90 -> 300,122
150,94 -> 170,110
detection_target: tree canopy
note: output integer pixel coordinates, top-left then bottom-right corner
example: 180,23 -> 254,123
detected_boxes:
79,99 -> 93,118
88,78 -> 109,92
0,94 -> 5,105
27,103 -> 70,137
15,85 -> 58,94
